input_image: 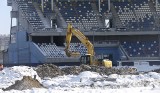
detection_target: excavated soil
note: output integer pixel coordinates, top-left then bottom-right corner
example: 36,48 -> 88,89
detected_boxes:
36,64 -> 138,79
152,68 -> 160,73
36,64 -> 64,78
3,76 -> 43,91
62,65 -> 138,75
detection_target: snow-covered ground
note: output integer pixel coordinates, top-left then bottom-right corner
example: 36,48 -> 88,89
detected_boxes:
0,66 -> 160,93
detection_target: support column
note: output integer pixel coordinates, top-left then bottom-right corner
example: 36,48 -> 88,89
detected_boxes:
9,17 -> 13,44
108,0 -> 110,12
17,12 -> 19,32
51,0 -> 54,11
158,35 -> 160,57
98,0 -> 101,12
156,0 -> 158,12
41,0 -> 44,12
29,35 -> 32,41
51,36 -> 53,43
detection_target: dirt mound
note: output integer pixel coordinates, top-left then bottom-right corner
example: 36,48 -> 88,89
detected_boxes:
3,76 -> 43,91
62,65 -> 138,75
95,66 -> 138,75
61,65 -> 92,75
61,66 -> 81,75
152,69 -> 160,73
35,64 -> 138,78
36,64 -> 64,78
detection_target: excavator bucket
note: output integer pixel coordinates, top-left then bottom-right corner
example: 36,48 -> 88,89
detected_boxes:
64,49 -> 80,57
69,51 -> 81,57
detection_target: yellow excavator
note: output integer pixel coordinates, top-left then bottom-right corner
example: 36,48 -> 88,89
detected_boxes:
64,24 -> 112,68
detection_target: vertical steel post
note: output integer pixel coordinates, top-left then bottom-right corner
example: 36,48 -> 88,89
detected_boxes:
51,0 -> 54,11
98,0 -> 101,12
108,0 -> 110,12
41,0 -> 44,12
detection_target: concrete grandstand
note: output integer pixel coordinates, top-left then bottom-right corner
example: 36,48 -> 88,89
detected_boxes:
3,0 -> 160,66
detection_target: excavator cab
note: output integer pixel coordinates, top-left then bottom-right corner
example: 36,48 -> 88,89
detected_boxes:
80,54 -> 96,65
80,54 -> 94,65
80,55 -> 90,65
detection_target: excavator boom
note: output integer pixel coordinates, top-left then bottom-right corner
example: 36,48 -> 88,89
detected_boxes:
65,24 -> 94,57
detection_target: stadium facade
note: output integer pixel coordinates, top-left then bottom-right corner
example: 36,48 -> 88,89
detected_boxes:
4,0 -> 160,66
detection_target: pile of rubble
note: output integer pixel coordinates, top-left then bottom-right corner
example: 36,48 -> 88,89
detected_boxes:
62,65 -> 137,75
3,76 -> 43,91
35,64 -> 63,78
152,68 -> 160,73
36,64 -> 138,79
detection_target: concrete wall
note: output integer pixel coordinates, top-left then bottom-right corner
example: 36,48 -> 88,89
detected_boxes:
6,31 -> 46,65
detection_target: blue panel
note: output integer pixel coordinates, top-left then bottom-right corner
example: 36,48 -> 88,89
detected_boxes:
94,47 -> 121,65
8,31 -> 46,64
29,42 -> 46,63
8,44 -> 18,63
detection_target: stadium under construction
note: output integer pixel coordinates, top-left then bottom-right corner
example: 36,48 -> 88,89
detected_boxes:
3,0 -> 160,66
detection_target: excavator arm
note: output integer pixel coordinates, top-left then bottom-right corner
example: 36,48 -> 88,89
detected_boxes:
65,24 -> 112,68
65,24 -> 94,57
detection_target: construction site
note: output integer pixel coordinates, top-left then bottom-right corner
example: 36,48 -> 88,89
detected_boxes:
1,0 -> 160,92
2,0 -> 160,66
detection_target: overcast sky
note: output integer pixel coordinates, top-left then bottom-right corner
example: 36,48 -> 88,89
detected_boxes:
0,0 -> 11,35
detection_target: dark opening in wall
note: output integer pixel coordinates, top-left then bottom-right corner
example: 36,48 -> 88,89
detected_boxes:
32,36 -> 51,44
53,36 -> 65,46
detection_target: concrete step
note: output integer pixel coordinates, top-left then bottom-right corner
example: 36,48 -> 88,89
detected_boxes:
33,3 -> 51,28
52,3 -> 67,28
91,3 -> 104,27
110,3 -> 123,28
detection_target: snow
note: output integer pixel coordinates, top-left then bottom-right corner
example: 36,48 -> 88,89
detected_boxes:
135,65 -> 160,72
0,65 -> 160,93
0,66 -> 41,89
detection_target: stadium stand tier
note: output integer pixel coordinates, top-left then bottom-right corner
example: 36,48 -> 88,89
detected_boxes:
122,40 -> 159,57
15,0 -> 45,30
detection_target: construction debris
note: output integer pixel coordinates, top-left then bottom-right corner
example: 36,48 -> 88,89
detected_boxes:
152,68 -> 160,73
3,76 -> 43,91
61,66 -> 81,75
62,65 -> 138,75
36,64 -> 138,79
35,64 -> 64,78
